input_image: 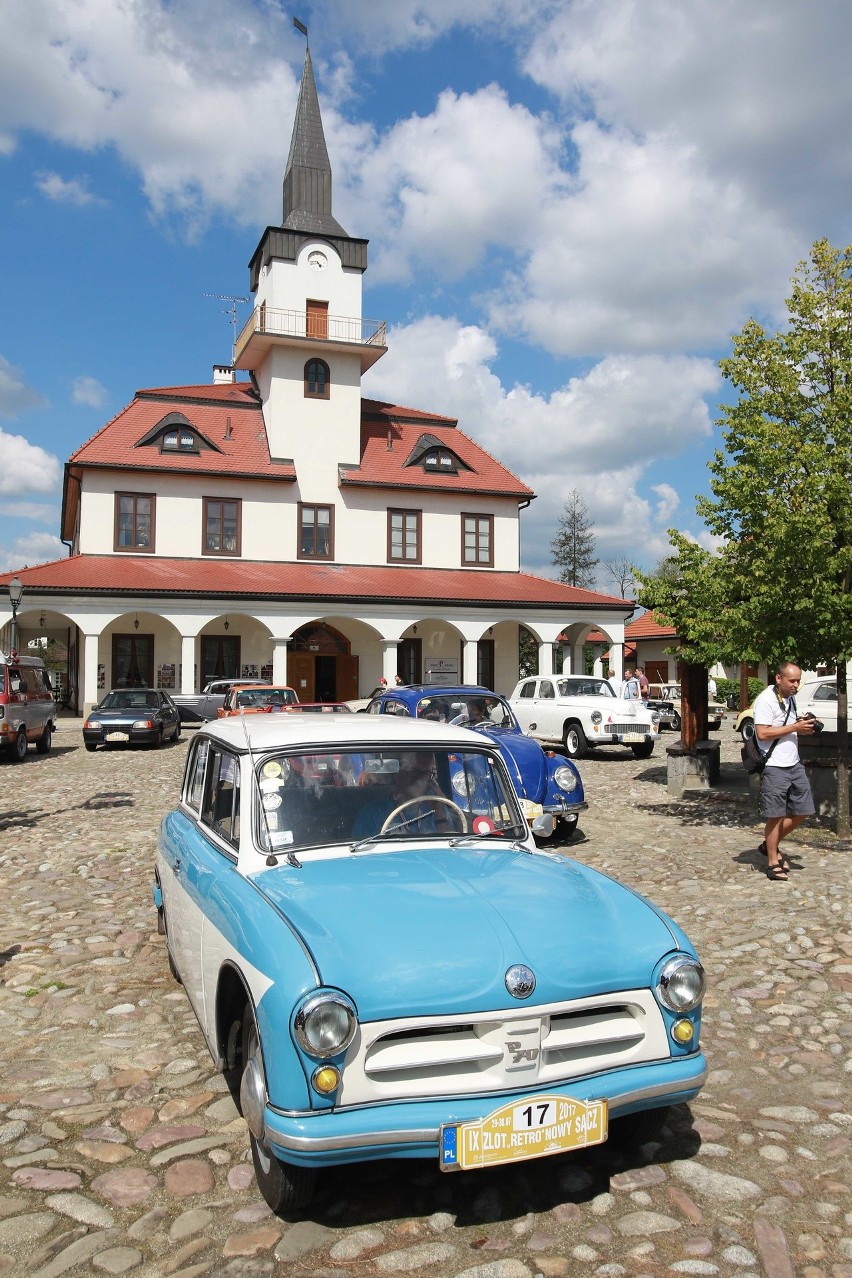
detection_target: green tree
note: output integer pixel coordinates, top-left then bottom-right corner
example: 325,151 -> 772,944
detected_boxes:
638,238 -> 852,835
550,490 -> 598,587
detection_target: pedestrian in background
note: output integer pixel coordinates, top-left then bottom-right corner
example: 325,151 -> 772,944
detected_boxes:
753,660 -> 818,881
621,668 -> 640,700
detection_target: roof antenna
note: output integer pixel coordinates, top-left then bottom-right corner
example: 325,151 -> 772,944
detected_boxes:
293,16 -> 308,43
203,293 -> 249,362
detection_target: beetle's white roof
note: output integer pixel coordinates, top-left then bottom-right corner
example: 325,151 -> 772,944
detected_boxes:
200,713 -> 487,753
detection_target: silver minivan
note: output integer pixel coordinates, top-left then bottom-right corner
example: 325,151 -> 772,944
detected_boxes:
1,650 -> 56,760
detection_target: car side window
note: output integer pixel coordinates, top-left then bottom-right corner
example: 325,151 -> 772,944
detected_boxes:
813,685 -> 836,702
518,682 -> 536,699
185,737 -> 210,812
201,746 -> 241,848
9,668 -> 25,695
539,681 -> 555,699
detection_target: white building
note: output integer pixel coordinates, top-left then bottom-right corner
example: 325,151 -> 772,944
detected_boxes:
1,48 -> 632,712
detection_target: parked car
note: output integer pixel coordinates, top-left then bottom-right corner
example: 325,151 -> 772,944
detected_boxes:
345,685 -> 395,712
154,713 -> 706,1214
646,683 -> 727,732
217,685 -> 299,717
1,649 -> 56,761
735,676 -> 850,741
510,675 -> 659,759
83,688 -> 181,751
171,678 -> 271,723
363,684 -> 586,836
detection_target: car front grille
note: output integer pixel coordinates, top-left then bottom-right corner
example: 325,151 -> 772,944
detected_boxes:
604,723 -> 648,736
338,990 -> 668,1105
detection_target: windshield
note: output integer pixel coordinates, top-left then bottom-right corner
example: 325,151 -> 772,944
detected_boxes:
556,679 -> 615,698
413,693 -> 515,728
254,744 -> 527,855
100,690 -> 159,710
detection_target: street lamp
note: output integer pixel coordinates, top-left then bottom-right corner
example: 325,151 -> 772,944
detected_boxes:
8,577 -> 23,653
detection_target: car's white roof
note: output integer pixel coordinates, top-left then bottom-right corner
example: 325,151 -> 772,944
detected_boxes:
201,713 -> 488,753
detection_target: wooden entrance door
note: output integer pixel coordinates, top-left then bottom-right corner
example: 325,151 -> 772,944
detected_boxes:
288,652 -> 314,702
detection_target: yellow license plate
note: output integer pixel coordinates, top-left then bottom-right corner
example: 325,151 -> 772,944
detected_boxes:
520,799 -> 544,820
440,1094 -> 607,1171
622,733 -> 644,742
106,731 -> 129,742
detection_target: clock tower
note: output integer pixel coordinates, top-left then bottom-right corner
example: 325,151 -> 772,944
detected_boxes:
234,43 -> 386,481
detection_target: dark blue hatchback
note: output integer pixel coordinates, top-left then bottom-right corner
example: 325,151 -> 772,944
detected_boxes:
365,685 -> 587,837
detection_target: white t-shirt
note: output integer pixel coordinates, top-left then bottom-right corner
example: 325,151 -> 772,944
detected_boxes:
753,685 -> 799,767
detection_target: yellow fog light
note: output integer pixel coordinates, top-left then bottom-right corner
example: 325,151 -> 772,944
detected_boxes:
671,1018 -> 695,1045
312,1065 -> 341,1095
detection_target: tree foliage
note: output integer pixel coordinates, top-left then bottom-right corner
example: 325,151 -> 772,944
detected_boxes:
550,490 -> 598,588
600,555 -> 638,599
637,238 -> 852,833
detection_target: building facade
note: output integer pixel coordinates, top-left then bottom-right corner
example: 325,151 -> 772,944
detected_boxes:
1,48 -> 632,711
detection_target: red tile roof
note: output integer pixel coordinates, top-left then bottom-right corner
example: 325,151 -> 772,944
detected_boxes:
626,610 -> 678,639
65,388 -> 531,500
344,400 -> 533,498
0,556 -> 631,611
68,382 -> 295,480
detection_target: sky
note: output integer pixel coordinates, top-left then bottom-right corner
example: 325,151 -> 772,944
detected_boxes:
2,0 -> 852,592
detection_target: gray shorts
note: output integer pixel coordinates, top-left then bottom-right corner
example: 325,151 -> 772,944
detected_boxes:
759,761 -> 815,818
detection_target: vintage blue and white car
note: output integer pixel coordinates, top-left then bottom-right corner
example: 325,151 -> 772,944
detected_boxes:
154,714 -> 706,1214
364,684 -> 587,837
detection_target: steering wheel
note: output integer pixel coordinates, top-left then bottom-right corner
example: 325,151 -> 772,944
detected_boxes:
380,795 -> 467,835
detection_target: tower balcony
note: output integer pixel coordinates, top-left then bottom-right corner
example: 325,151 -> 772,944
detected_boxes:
234,305 -> 387,373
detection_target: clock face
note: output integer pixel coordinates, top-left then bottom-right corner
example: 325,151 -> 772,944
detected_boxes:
308,250 -> 327,271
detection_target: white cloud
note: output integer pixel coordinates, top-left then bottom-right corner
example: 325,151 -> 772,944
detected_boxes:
0,532 -> 65,574
0,430 -> 61,496
0,356 -> 47,420
35,170 -> 106,206
366,313 -> 719,571
71,375 -> 108,407
307,0 -> 541,55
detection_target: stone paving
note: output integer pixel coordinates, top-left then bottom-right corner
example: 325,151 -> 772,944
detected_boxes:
0,718 -> 849,1278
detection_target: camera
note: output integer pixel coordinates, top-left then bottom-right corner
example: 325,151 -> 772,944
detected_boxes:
799,711 -> 824,733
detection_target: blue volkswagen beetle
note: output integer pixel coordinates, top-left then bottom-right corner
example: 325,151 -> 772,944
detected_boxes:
154,714 -> 706,1215
365,684 -> 587,837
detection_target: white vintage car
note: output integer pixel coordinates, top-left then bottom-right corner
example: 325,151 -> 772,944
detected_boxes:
510,675 -> 659,759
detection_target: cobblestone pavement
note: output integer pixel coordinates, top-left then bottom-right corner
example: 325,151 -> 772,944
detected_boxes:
0,719 -> 849,1278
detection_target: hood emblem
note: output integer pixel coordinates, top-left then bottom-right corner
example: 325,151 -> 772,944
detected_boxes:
505,964 -> 536,999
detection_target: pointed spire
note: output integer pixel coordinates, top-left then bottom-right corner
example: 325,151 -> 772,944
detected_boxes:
283,48 -> 348,236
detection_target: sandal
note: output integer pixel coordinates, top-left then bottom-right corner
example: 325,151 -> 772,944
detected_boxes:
758,841 -> 790,871
765,862 -> 788,881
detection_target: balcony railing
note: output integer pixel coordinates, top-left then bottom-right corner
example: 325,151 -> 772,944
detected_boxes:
235,306 -> 387,362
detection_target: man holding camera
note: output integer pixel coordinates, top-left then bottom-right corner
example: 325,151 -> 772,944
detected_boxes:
754,661 -> 819,881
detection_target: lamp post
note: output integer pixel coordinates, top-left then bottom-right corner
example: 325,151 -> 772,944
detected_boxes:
8,577 -> 23,653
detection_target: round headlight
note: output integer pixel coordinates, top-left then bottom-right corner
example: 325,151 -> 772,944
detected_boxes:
451,770 -> 469,797
650,710 -> 660,724
590,710 -> 602,725
294,993 -> 357,1058
656,956 -> 705,1012
553,765 -> 578,793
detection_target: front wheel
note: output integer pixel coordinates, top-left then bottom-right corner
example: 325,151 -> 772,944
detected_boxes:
36,725 -> 52,755
11,729 -> 28,762
563,723 -> 587,758
608,1105 -> 669,1149
241,1008 -> 317,1214
631,741 -> 655,759
670,711 -> 681,732
739,717 -> 754,741
84,742 -> 97,753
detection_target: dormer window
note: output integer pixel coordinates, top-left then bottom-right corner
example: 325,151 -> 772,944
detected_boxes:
423,448 -> 457,472
162,428 -> 199,452
404,433 -> 469,475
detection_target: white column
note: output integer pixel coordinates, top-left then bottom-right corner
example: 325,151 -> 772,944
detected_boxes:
180,635 -> 195,694
382,640 -> 399,684
272,636 -> 290,685
610,644 -> 624,684
82,633 -> 100,715
538,642 -> 554,676
462,640 -> 478,685
570,638 -> 585,675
